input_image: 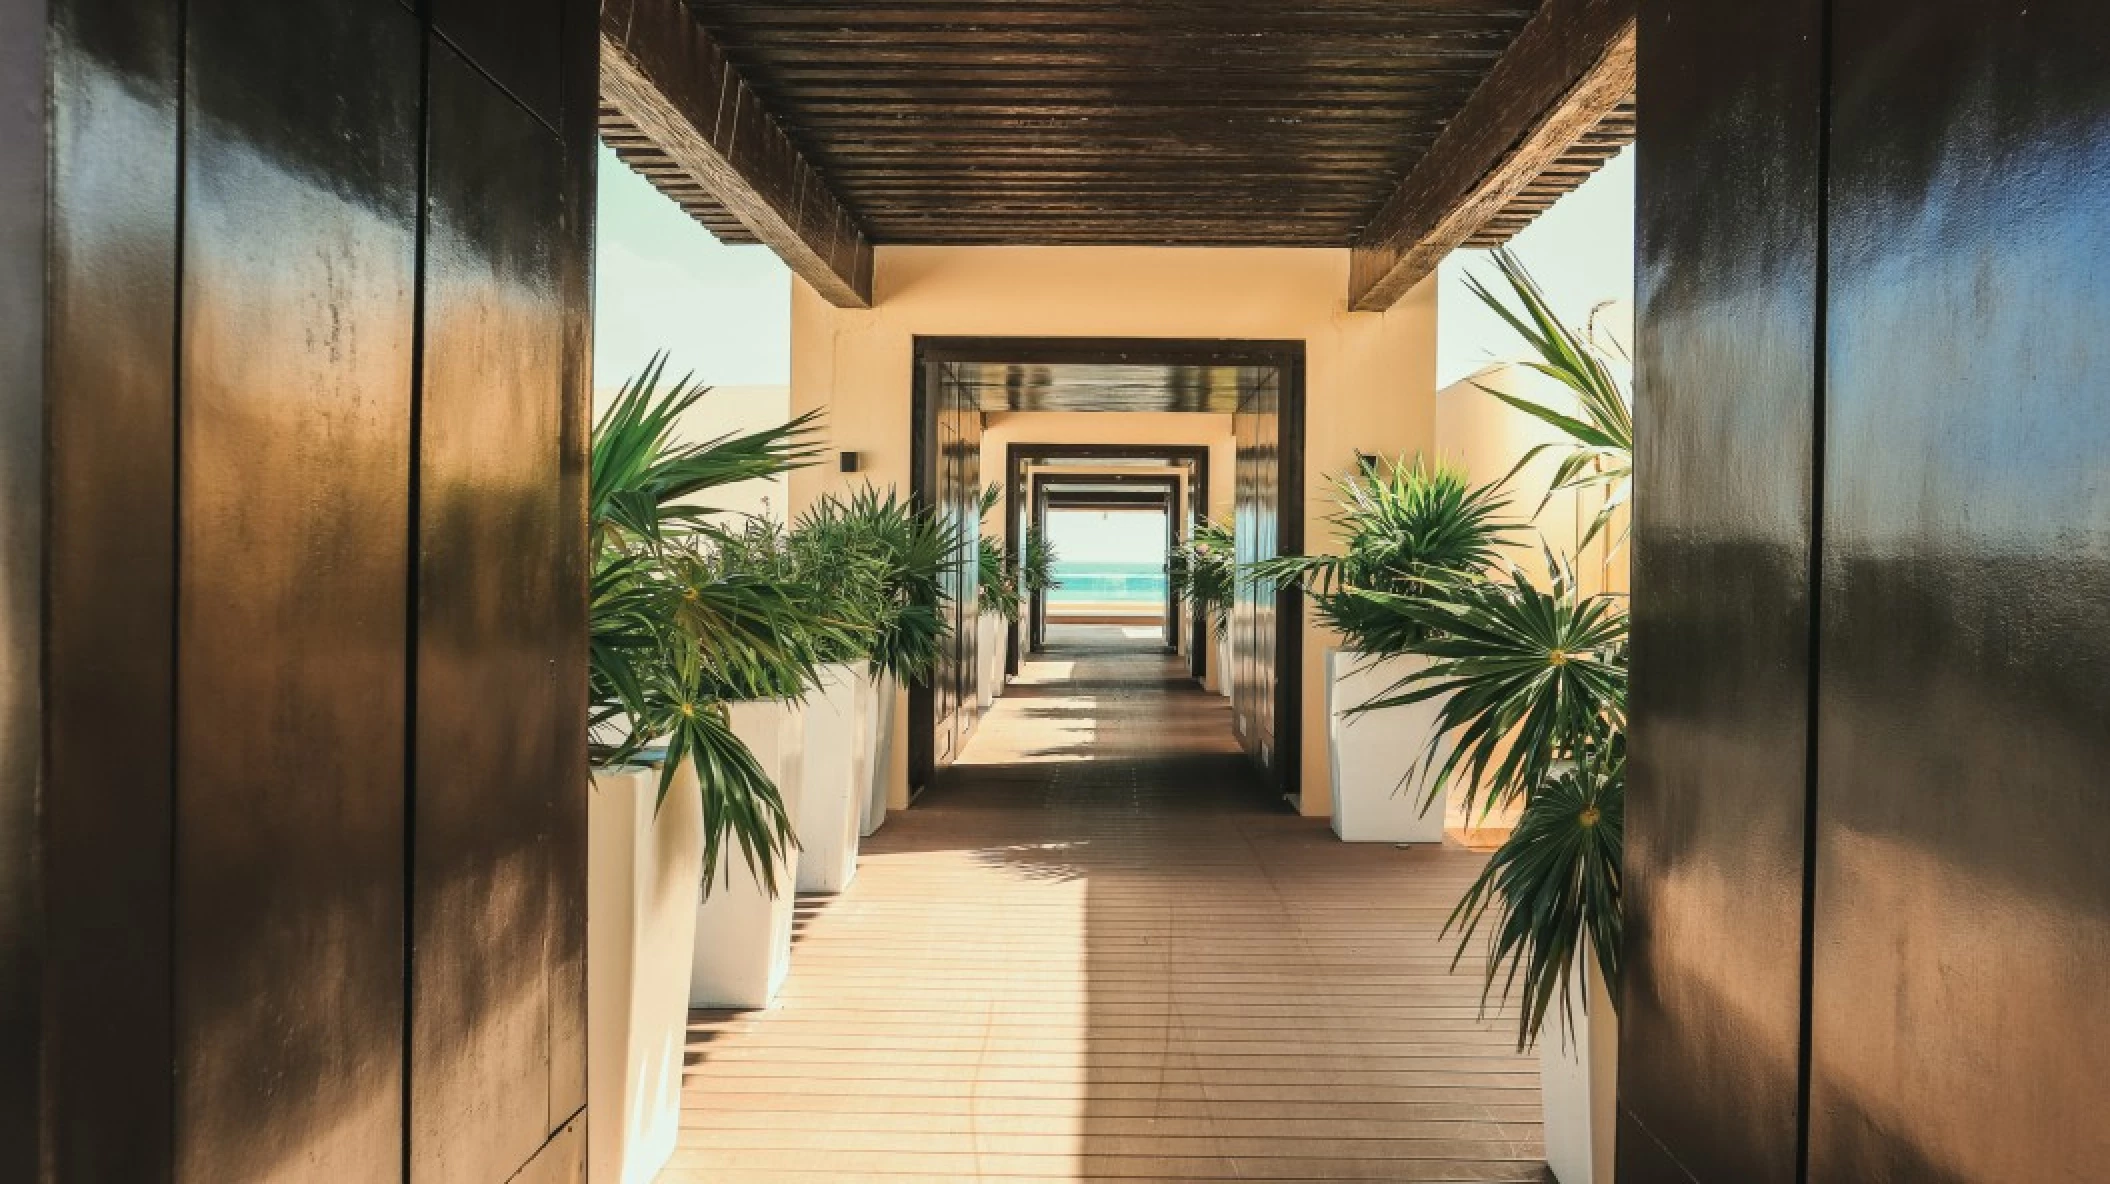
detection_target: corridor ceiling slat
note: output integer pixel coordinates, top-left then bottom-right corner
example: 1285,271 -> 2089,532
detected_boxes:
680,0 -> 1542,246
608,2 -> 1632,277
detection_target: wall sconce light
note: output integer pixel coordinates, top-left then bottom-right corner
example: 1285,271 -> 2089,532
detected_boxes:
839,451 -> 861,473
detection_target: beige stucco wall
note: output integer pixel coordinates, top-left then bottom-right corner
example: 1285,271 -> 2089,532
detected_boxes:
790,246 -> 1437,816
1433,363 -> 1627,595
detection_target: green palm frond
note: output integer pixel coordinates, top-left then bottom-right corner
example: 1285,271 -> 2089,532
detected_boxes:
1249,456 -> 1518,651
1465,250 -> 1633,552
589,352 -> 826,550
1168,518 -> 1236,639
1019,526 -> 1058,595
978,534 -> 1022,621
973,484 -> 1023,620
589,353 -> 831,895
1350,552 -> 1627,820
1446,743 -> 1623,1050
652,664 -> 797,895
793,485 -> 961,684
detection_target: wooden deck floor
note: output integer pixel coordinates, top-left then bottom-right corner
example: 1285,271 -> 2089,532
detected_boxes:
670,641 -> 1547,1182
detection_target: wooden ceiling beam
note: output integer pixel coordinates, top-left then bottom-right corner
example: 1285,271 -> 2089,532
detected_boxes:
1347,0 -> 1635,311
599,0 -> 873,308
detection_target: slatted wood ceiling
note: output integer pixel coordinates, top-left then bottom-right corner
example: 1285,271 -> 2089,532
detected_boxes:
606,2 -> 1632,249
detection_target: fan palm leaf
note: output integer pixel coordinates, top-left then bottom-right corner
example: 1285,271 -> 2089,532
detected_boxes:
1446,744 -> 1623,1049
1249,457 -> 1518,651
1465,250 -> 1633,552
1350,553 -> 1627,820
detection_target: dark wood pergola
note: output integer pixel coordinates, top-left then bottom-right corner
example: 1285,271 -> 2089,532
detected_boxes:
597,0 -> 1634,310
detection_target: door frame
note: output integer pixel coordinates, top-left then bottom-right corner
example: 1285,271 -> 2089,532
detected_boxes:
1005,444 -> 1211,671
1036,476 -> 1183,651
910,337 -> 1304,800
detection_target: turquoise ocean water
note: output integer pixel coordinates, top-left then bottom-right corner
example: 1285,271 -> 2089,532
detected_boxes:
1046,560 -> 1169,605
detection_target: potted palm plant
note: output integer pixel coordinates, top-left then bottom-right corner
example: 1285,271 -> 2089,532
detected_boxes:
1168,518 -> 1235,696
1349,557 -> 1627,1184
1358,248 -> 1635,1184
782,501 -> 891,894
679,518 -> 861,1009
1467,247 -> 1631,1184
795,486 -> 956,836
585,356 -> 824,1183
1018,523 -> 1057,654
974,484 -> 1019,710
1252,458 -> 1516,842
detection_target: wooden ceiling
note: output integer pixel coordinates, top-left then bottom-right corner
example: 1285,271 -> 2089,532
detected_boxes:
598,0 -> 1635,307
678,1 -> 1545,246
1466,98 -> 1633,248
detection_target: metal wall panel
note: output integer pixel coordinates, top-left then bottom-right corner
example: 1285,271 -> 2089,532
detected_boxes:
433,0 -> 566,130
1619,1 -> 1826,1179
1811,2 -> 2110,1177
0,0 -> 50,1171
412,41 -> 570,1181
927,366 -> 981,775
14,0 -> 593,1177
43,0 -> 182,1178
175,1 -> 420,1177
1231,371 -> 1302,791
546,0 -> 599,1134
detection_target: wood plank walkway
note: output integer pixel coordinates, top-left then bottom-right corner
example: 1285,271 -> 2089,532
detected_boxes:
669,640 -> 1548,1182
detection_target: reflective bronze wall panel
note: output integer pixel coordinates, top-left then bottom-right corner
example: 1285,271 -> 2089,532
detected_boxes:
433,0 -> 565,131
44,0 -> 182,1178
412,41 -> 571,1181
1622,0 -> 1825,1179
547,0 -> 598,1132
0,0 -> 50,1170
175,1 -> 419,1178
1812,1 -> 2110,1177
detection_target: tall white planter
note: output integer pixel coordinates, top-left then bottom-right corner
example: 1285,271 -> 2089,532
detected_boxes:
588,762 -> 703,1184
1217,630 -> 1233,699
1327,650 -> 1452,842
976,612 -> 1007,709
991,615 -> 1009,700
796,663 -> 867,894
861,669 -> 897,837
691,700 -> 804,1009
1540,955 -> 1620,1183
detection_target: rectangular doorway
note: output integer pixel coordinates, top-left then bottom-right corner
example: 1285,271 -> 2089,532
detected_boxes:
1039,483 -> 1178,649
910,338 -> 1304,799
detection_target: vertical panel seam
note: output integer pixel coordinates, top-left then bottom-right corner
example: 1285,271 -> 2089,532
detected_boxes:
167,2 -> 190,1177
403,20 -> 433,1184
1794,0 -> 1836,1178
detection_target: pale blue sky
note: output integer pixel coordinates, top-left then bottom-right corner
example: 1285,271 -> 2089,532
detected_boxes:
594,144 -> 791,390
1435,149 -> 1633,388
592,142 -> 1633,392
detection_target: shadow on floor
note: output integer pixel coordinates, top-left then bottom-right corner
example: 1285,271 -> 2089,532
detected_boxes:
669,646 -> 1547,1182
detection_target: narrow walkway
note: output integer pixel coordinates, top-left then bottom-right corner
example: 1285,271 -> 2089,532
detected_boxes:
671,645 -> 1546,1182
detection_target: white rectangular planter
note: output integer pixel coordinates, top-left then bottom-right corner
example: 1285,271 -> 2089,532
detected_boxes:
976,612 -> 1006,709
690,700 -> 804,1010
1540,955 -> 1620,1183
861,669 -> 897,837
796,663 -> 867,894
588,762 -> 702,1184
1217,631 -> 1233,699
990,615 -> 1009,700
1327,650 -> 1452,842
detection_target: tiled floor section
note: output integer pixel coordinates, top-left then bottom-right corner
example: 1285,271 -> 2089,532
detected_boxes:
671,642 -> 1547,1182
